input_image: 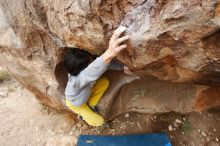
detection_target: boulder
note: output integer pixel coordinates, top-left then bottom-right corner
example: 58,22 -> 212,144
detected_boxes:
0,0 -> 220,120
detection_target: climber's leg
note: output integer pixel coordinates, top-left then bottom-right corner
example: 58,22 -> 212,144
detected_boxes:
65,98 -> 104,126
88,77 -> 109,107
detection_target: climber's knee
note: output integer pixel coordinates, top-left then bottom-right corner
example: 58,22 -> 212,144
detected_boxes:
97,77 -> 109,91
89,77 -> 109,107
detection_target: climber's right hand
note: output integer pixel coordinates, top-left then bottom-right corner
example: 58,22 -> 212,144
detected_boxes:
102,26 -> 130,64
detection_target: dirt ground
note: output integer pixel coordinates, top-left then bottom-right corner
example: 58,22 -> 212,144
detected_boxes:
0,70 -> 219,146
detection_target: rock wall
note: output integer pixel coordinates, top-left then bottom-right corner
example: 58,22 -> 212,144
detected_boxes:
0,0 -> 220,120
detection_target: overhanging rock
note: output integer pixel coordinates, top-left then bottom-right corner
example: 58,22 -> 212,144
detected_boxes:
0,0 -> 220,119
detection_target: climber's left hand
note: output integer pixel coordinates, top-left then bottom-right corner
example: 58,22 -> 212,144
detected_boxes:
123,66 -> 133,75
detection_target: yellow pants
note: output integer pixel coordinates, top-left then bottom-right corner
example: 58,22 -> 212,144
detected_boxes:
65,77 -> 109,126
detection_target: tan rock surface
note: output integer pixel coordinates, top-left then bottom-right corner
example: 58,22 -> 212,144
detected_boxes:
0,0 -> 220,119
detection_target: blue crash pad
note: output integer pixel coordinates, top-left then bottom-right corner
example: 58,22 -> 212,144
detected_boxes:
77,133 -> 171,146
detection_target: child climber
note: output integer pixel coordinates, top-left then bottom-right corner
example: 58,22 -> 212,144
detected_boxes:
64,26 -> 131,126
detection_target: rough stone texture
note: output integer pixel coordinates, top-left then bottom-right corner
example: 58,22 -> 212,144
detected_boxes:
0,0 -> 220,119
100,75 -> 220,120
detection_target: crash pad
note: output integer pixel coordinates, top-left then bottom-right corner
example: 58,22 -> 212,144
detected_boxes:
77,133 -> 171,146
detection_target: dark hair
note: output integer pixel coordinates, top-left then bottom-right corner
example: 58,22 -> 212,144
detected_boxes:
64,48 -> 91,76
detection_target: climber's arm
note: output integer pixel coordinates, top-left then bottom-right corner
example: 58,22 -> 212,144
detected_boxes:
74,26 -> 130,88
74,55 -> 109,88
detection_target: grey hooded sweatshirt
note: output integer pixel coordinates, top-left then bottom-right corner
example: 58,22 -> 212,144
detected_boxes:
65,55 -> 123,106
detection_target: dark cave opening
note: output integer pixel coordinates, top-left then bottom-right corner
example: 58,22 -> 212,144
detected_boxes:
54,61 -> 68,94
